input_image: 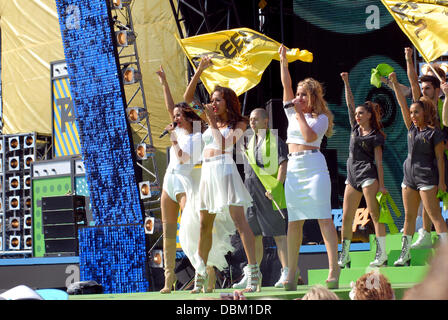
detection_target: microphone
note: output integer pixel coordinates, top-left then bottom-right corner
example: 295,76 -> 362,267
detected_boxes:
159,122 -> 177,138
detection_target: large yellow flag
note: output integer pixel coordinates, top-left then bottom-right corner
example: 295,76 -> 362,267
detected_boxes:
175,28 -> 313,96
381,0 -> 448,62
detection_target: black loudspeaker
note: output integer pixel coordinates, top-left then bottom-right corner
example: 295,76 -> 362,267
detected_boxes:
42,195 -> 86,257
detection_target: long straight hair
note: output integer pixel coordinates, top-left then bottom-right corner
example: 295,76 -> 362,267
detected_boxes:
297,78 -> 334,137
360,101 -> 386,138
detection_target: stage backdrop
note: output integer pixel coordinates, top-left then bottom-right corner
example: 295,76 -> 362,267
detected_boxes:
0,0 -> 187,176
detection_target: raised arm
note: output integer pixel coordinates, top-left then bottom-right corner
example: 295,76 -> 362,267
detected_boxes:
278,45 -> 295,102
340,72 -> 356,127
183,56 -> 212,104
156,65 -> 175,119
441,82 -> 448,127
405,47 -> 422,102
389,72 -> 411,130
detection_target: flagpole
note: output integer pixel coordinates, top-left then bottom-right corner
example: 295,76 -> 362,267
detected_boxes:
241,149 -> 286,220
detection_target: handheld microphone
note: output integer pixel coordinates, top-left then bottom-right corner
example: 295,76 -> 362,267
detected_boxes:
159,122 -> 177,138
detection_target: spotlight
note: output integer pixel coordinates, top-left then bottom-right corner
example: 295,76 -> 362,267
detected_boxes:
24,175 -> 31,190
24,135 -> 35,148
8,157 -> 20,171
144,217 -> 155,234
8,137 -> 20,151
136,143 -> 155,160
116,30 -> 136,47
24,235 -> 32,250
122,66 -> 142,84
111,0 -> 132,9
9,236 -> 20,250
24,197 -> 32,210
9,196 -> 20,210
126,107 -> 147,123
24,155 -> 34,169
9,176 -> 20,191
139,181 -> 151,199
24,214 -> 32,229
0,140 -> 3,154
148,249 -> 164,268
8,217 -> 21,231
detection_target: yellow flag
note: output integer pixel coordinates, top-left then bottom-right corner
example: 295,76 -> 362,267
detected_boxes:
175,27 -> 313,96
381,0 -> 448,62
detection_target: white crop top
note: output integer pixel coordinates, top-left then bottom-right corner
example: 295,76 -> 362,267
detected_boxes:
202,126 -> 234,153
284,105 -> 328,147
167,127 -> 203,174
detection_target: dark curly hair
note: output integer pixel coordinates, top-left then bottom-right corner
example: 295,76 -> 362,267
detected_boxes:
212,86 -> 248,129
173,102 -> 207,133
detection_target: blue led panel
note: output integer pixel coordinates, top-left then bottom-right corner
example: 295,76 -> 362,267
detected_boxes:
55,0 -> 143,225
79,225 -> 149,294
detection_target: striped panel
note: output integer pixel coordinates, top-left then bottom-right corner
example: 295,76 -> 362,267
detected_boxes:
52,77 -> 81,157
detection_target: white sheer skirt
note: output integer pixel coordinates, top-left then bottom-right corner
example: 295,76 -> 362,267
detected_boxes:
178,160 -> 239,274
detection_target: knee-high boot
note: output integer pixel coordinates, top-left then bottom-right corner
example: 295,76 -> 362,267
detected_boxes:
160,223 -> 178,294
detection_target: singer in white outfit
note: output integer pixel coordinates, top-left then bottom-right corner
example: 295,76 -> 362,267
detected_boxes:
156,66 -> 204,294
184,56 -> 261,294
278,45 -> 340,290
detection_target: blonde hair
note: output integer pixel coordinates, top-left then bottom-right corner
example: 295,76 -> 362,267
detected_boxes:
301,285 -> 340,300
297,78 -> 334,137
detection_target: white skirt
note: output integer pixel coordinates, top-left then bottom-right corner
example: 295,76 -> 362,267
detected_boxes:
285,151 -> 332,221
178,164 -> 236,273
199,154 -> 253,215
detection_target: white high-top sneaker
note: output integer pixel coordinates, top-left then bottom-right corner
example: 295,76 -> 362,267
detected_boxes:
274,267 -> 289,288
410,228 -> 432,249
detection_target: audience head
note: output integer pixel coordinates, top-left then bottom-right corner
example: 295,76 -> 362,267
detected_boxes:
350,270 -> 395,300
300,285 -> 340,300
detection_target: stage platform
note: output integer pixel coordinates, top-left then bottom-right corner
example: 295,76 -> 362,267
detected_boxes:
67,283 -> 415,300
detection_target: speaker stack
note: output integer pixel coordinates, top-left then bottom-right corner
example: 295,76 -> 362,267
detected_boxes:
42,195 -> 86,257
0,133 -> 51,255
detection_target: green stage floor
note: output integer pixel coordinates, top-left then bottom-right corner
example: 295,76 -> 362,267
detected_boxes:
68,283 -> 416,300
70,232 -> 437,301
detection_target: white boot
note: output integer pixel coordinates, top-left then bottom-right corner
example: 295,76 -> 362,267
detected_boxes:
338,239 -> 351,268
394,235 -> 412,266
232,265 -> 249,289
369,236 -> 387,267
274,267 -> 289,288
410,228 -> 432,249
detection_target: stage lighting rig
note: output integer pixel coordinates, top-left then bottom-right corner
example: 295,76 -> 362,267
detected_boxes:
126,107 -> 147,123
116,30 -> 136,47
122,65 -> 142,84
136,143 -> 155,160
111,0 -> 132,10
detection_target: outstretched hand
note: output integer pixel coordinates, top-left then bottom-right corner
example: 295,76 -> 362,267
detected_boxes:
197,56 -> 212,72
278,44 -> 288,65
156,65 -> 167,84
388,72 -> 397,84
340,72 -> 349,82
404,47 -> 413,62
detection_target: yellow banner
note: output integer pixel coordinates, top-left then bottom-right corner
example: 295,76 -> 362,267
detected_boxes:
381,0 -> 448,62
176,27 -> 313,96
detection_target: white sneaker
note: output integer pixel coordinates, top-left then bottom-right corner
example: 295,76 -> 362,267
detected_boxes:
232,266 -> 249,289
410,228 -> 433,249
274,267 -> 289,288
